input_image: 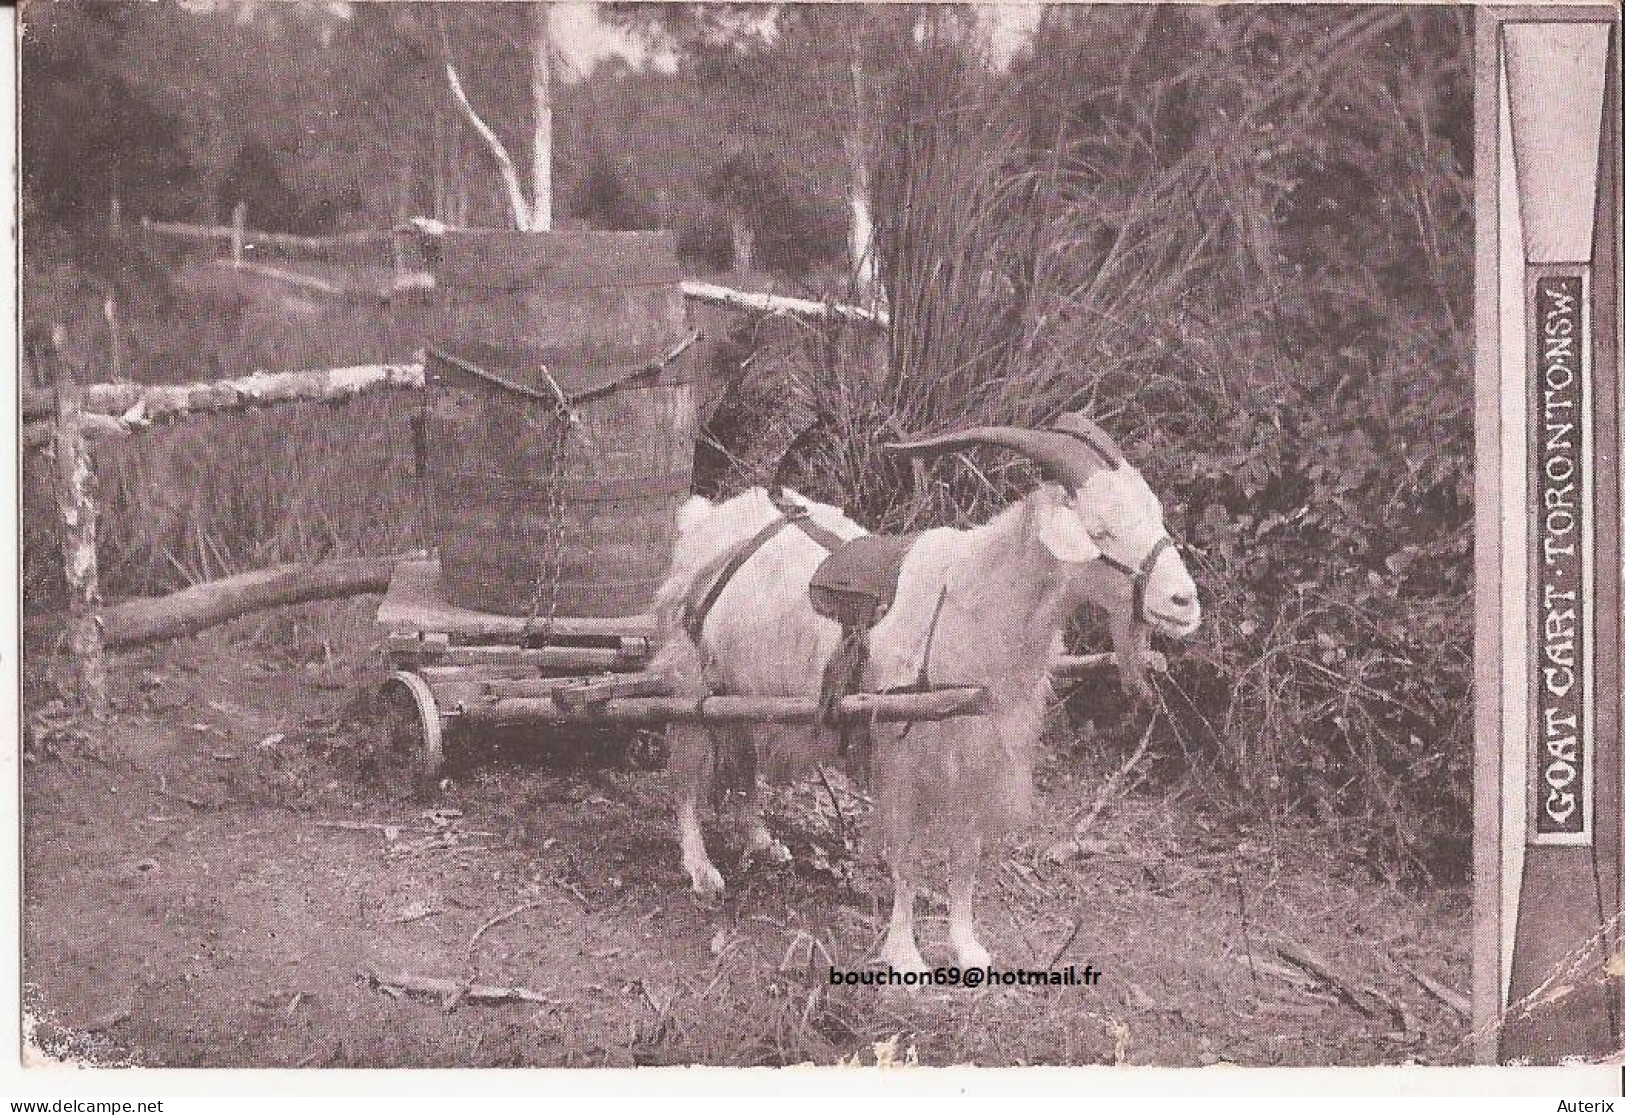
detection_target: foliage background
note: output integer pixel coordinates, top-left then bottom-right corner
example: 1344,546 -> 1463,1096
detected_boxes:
20,2 -> 1473,880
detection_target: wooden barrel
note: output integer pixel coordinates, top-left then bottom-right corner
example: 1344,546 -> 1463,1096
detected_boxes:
421,231 -> 697,619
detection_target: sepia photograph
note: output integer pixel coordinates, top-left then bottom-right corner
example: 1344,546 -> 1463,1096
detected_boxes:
8,0 -> 1621,1084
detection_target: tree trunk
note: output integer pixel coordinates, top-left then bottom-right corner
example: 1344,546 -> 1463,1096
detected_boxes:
846,35 -> 881,310
530,2 -> 554,232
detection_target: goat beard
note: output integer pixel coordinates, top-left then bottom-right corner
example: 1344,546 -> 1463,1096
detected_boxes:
1108,612 -> 1156,704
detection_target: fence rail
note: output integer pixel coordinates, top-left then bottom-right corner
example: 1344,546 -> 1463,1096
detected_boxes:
139,215 -> 402,251
136,214 -> 889,326
22,362 -> 426,449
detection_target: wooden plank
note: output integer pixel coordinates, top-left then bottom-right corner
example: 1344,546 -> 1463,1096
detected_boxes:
544,674 -> 669,707
455,686 -> 988,728
417,664 -> 541,684
376,559 -> 658,640
468,675 -> 664,702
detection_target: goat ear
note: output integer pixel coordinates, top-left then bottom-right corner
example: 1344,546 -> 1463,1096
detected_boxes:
1036,502 -> 1101,564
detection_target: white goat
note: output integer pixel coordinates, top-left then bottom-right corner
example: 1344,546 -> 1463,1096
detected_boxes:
651,415 -> 1200,972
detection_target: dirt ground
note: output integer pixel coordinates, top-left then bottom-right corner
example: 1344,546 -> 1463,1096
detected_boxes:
21,603 -> 1472,1068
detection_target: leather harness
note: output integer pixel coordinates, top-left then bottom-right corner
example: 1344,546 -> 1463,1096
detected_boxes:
681,489 -> 915,787
1100,535 -> 1174,627
679,442 -> 1180,793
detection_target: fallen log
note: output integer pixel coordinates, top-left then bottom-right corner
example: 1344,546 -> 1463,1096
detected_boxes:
25,553 -> 418,651
361,968 -> 559,1007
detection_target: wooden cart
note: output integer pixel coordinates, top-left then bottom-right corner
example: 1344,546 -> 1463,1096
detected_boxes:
374,557 -> 991,796
374,557 -> 1139,798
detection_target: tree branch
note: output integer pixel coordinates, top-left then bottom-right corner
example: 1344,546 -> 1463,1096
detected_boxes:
443,60 -> 532,231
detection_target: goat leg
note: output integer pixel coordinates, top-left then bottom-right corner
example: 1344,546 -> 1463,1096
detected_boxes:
947,835 -> 993,969
669,724 -> 725,896
722,732 -> 791,865
877,868 -> 928,974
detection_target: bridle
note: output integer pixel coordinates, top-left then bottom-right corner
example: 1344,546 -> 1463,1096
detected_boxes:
1098,534 -> 1175,627
1051,425 -> 1177,627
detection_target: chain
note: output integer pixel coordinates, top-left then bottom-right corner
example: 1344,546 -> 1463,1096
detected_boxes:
410,402 -> 433,556
521,400 -> 576,650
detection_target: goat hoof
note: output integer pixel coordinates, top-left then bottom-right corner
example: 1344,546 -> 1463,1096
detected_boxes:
954,942 -> 992,969
878,944 -> 929,977
687,863 -> 726,897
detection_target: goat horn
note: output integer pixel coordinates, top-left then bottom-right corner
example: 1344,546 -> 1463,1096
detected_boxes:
1048,412 -> 1125,469
882,425 -> 1101,490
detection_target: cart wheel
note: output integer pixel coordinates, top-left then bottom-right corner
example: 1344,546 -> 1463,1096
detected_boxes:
380,671 -> 445,800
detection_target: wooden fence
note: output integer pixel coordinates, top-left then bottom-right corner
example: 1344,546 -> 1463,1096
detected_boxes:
134,214 -> 893,326
25,218 -> 888,711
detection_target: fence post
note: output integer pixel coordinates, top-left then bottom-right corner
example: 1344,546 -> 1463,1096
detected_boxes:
51,354 -> 109,716
231,200 -> 247,267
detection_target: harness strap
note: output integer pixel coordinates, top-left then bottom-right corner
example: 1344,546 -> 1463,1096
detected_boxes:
682,488 -> 847,644
1100,534 -> 1174,626
683,516 -> 795,644
682,487 -> 913,790
766,486 -> 848,551
1048,424 -> 1179,624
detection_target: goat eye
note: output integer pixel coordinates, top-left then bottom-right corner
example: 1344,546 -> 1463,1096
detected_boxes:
1088,526 -> 1112,542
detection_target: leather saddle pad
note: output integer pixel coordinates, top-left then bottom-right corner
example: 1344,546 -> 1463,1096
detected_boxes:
808,533 -> 917,629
